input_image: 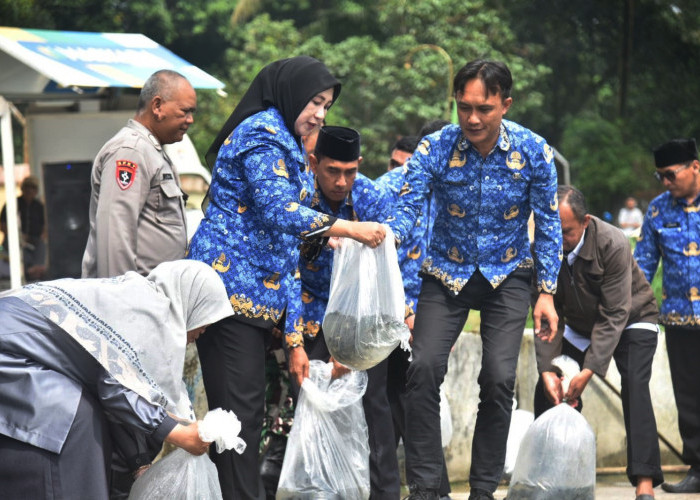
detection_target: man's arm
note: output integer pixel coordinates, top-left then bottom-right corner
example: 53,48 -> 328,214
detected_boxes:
582,236 -> 633,376
633,207 -> 661,284
530,143 -> 563,336
93,147 -> 150,277
533,292 -> 558,342
385,137 -> 438,243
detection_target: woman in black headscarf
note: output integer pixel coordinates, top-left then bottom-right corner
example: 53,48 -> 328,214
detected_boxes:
188,56 -> 386,499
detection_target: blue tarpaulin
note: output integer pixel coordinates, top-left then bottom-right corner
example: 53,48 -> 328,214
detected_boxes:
0,27 -> 224,95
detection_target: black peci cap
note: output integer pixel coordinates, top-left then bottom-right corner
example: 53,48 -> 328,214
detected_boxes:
316,126 -> 361,161
653,138 -> 698,168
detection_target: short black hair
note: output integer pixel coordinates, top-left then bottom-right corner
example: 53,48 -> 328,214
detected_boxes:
557,185 -> 588,222
418,119 -> 450,138
391,135 -> 420,154
453,59 -> 512,100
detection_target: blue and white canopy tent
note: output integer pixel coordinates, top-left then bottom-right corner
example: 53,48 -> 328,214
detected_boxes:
0,27 -> 224,288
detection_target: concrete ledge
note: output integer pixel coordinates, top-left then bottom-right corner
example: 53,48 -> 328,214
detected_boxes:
441,329 -> 682,482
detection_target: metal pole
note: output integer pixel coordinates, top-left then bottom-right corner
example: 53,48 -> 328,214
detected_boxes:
0,96 -> 23,289
596,374 -> 683,462
553,147 -> 571,186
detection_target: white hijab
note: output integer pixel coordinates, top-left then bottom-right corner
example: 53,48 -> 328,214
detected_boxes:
10,260 -> 231,419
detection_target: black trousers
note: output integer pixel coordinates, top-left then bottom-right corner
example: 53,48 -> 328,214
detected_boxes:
666,326 -> 700,474
534,328 -> 663,487
0,389 -> 112,500
387,347 -> 451,496
301,331 -> 401,500
197,316 -> 270,500
404,270 -> 531,493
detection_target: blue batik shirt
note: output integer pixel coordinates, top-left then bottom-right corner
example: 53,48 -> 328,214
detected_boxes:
187,108 -> 335,347
293,173 -> 391,339
386,121 -> 562,294
376,165 -> 434,316
634,191 -> 700,326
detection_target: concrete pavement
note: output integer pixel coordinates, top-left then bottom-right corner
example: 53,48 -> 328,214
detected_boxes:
442,473 -> 700,499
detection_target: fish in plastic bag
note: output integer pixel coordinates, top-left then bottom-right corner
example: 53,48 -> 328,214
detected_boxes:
506,403 -> 596,500
129,408 -> 245,500
323,226 -> 410,371
128,449 -> 222,500
276,360 -> 370,500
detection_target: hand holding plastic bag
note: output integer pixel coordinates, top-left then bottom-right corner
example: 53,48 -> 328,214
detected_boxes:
277,360 -> 370,500
129,408 -> 245,500
198,407 -> 246,454
323,225 -> 411,370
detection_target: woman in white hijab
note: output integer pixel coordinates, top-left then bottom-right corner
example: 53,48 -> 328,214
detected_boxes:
0,260 -> 232,500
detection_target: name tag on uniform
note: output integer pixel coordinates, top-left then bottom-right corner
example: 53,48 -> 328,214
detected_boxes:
663,222 -> 680,228
163,173 -> 173,180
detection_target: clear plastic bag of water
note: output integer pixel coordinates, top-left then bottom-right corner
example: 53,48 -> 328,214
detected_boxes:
506,403 -> 596,499
276,360 -> 370,500
323,226 -> 410,370
128,448 -> 221,500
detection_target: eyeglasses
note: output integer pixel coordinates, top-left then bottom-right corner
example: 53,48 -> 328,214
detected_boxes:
654,163 -> 692,183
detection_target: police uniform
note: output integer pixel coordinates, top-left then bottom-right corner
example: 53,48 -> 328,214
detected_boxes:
82,119 -> 187,278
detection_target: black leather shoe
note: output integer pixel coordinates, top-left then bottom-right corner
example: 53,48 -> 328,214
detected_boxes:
661,472 -> 700,493
468,488 -> 495,500
259,434 -> 287,499
403,485 -> 440,500
635,495 -> 654,500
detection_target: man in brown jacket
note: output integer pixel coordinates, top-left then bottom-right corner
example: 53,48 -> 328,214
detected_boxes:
534,185 -> 662,500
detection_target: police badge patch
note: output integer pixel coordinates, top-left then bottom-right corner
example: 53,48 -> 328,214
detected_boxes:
116,160 -> 138,190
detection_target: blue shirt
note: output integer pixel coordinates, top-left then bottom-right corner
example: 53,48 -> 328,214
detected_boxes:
386,121 -> 562,294
376,165 -> 434,316
634,191 -> 700,326
187,108 -> 335,341
293,173 -> 391,340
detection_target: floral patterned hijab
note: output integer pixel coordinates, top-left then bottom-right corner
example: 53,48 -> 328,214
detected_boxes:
9,260 -> 231,419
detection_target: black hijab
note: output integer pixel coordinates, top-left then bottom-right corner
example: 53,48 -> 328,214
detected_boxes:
205,56 -> 342,166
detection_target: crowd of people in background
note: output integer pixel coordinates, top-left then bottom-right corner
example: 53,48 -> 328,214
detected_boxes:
0,54 -> 699,500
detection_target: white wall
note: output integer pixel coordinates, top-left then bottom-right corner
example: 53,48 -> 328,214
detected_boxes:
26,110 -> 131,188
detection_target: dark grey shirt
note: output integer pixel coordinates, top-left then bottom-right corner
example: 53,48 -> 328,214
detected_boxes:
0,297 -> 175,453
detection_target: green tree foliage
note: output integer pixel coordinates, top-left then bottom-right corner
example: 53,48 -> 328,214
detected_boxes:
3,0 -> 699,199
507,0 -> 700,214
560,112 -> 653,217
205,0 -> 549,178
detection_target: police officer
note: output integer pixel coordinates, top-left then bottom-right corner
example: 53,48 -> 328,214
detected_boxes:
81,69 -> 195,278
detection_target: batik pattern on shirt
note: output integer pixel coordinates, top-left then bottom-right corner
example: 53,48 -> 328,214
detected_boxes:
377,165 -> 434,316
187,108 -> 335,340
386,121 -> 562,295
293,173 -> 391,340
634,191 -> 700,326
